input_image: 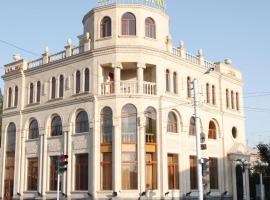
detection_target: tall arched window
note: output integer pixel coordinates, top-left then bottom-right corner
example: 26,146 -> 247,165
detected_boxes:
75,111 -> 89,133
167,111 -> 177,133
59,75 -> 64,98
145,17 -> 156,38
226,89 -> 229,108
100,17 -> 112,38
51,115 -> 62,136
29,83 -> 34,104
208,120 -> 216,139
29,119 -> 39,139
100,107 -> 113,190
166,70 -> 170,92
173,72 -> 177,94
236,92 -> 239,111
206,83 -> 210,103
121,104 -> 137,190
231,91 -> 235,109
14,86 -> 18,107
189,117 -> 195,136
187,77 -> 191,98
145,107 -> 157,189
8,88 -> 12,107
36,81 -> 41,103
51,77 -> 56,99
85,68 -> 90,92
212,85 -> 216,105
76,71 -> 81,94
6,122 -> 16,153
122,12 -> 136,36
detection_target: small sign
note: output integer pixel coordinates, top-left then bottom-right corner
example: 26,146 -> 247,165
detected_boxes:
201,144 -> 207,150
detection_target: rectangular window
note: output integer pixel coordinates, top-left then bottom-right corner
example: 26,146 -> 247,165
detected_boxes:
75,154 -> 88,190
209,157 -> 219,189
190,155 -> 197,189
146,153 -> 157,190
168,154 -> 179,189
101,152 -> 112,190
50,156 -> 61,191
122,152 -> 138,190
27,158 -> 38,191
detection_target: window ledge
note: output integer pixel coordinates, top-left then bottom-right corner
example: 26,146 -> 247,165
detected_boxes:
72,91 -> 90,97
144,36 -> 157,41
4,106 -> 18,111
26,138 -> 40,142
72,132 -> 89,136
118,35 -> 137,38
48,97 -> 63,103
27,102 -> 40,107
48,135 -> 63,139
96,36 -> 112,41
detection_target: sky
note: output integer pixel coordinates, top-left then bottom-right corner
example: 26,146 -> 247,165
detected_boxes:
0,0 -> 270,147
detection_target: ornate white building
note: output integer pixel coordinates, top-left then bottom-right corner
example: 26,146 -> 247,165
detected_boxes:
0,1 -> 250,200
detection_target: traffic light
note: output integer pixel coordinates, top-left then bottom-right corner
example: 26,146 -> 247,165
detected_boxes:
58,154 -> 68,174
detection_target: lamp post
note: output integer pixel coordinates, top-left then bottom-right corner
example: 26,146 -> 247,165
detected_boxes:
192,66 -> 214,200
253,160 -> 269,200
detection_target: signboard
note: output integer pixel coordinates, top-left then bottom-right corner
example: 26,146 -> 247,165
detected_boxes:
97,0 -> 167,10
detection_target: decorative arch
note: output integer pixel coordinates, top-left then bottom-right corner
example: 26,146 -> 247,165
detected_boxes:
51,114 -> 62,136
208,120 -> 217,139
75,110 -> 89,133
29,119 -> 39,139
167,111 -> 178,133
145,17 -> 156,38
100,16 -> 112,38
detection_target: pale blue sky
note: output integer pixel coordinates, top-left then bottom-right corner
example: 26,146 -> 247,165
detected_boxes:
0,0 -> 269,147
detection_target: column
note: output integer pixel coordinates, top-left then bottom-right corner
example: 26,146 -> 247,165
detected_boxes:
113,63 -> 122,94
62,126 -> 69,196
139,116 -> 146,193
65,123 -> 72,197
41,128 -> 48,196
38,131 -> 45,195
137,63 -> 145,94
232,161 -> 237,200
17,129 -> 25,197
113,120 -> 121,192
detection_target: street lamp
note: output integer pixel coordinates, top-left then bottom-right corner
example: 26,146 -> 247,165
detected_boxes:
253,160 -> 269,200
192,65 -> 215,200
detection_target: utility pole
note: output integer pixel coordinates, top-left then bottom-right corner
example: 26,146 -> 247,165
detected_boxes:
57,154 -> 69,200
57,157 -> 60,200
193,79 -> 203,200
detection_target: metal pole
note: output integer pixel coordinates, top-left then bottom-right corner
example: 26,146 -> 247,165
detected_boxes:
260,173 -> 264,200
57,158 -> 60,200
193,79 -> 203,200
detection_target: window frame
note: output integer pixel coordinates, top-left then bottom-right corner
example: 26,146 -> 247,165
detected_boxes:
100,16 -> 112,38
121,12 -> 136,36
145,17 -> 156,39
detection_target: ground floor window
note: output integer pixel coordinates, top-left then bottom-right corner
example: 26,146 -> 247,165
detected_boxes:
209,157 -> 219,189
190,155 -> 197,189
27,158 -> 38,191
75,154 -> 88,190
50,156 -> 61,191
146,152 -> 157,189
168,154 -> 179,189
101,152 -> 112,190
122,152 -> 138,190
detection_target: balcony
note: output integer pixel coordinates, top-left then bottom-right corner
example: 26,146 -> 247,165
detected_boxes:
100,81 -> 156,96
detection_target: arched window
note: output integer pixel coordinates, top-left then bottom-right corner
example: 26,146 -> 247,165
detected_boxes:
85,68 -> 90,92
101,107 -> 113,144
29,83 -> 34,104
236,92 -> 239,110
121,104 -> 138,190
36,81 -> 41,103
14,86 -> 18,107
100,17 -> 112,38
8,87 -> 12,107
206,83 -> 210,103
6,122 -> 16,153
208,121 -> 216,139
145,107 -> 157,143
100,107 -> 113,190
29,119 -> 39,139
51,115 -> 62,136
75,111 -> 89,133
166,70 -> 170,92
76,71 -> 81,94
189,117 -> 195,136
212,85 -> 216,105
231,91 -> 235,109
59,75 -> 64,98
145,107 -> 157,189
187,77 -> 191,98
122,12 -> 136,36
226,89 -> 229,108
145,17 -> 156,38
167,111 -> 177,133
173,72 -> 177,94
51,77 -> 56,99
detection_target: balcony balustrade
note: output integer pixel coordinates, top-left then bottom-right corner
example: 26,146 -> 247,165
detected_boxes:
100,81 -> 156,96
146,133 -> 156,143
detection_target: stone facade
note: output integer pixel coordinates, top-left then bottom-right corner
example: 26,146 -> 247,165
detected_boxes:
0,2 -> 250,200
